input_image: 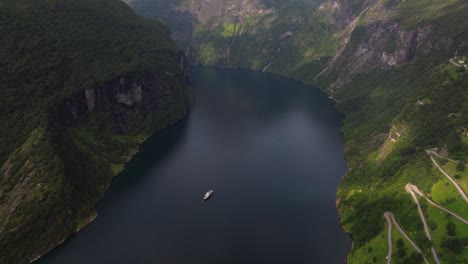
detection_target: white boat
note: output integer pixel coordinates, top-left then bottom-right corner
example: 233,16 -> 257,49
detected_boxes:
203,190 -> 214,201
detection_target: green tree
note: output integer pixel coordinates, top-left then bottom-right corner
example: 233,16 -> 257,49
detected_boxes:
441,237 -> 463,253
446,221 -> 456,236
397,248 -> 407,258
397,238 -> 404,248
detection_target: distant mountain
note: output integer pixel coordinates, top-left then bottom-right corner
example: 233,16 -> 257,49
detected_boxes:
128,0 -> 339,82
0,0 -> 190,262
127,0 -> 468,263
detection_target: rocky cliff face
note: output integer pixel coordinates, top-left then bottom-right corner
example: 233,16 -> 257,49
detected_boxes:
320,0 -> 466,92
55,56 -> 190,135
328,21 -> 434,91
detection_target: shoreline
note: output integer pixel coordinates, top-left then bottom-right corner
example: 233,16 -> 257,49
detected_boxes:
29,115 -> 190,263
29,213 -> 97,264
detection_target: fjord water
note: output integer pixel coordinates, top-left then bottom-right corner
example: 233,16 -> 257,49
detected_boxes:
41,67 -> 350,264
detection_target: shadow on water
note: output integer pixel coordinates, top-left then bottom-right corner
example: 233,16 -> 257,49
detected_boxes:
97,116 -> 190,204
38,117 -> 190,263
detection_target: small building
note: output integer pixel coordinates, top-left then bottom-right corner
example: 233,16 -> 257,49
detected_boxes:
459,60 -> 465,64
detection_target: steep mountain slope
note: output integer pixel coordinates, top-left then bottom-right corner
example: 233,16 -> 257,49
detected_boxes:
127,0 -> 351,82
0,0 -> 190,263
126,0 -> 468,263
330,1 -> 468,263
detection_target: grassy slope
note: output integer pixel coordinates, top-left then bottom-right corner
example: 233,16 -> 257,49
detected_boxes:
0,1 -> 189,263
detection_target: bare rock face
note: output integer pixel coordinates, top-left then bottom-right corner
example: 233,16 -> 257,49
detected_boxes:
319,0 -> 353,27
190,0 -> 274,25
55,53 -> 190,135
115,83 -> 143,106
319,0 -> 465,92
85,89 -> 96,112
329,21 -> 434,90
375,23 -> 433,70
57,74 -> 174,134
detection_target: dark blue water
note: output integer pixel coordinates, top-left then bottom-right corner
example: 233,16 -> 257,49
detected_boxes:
41,67 -> 350,264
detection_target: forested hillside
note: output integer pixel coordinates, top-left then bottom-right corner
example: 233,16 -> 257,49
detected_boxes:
0,0 -> 190,263
332,1 -> 468,263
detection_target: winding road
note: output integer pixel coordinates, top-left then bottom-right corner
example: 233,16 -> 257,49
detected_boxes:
384,212 -> 392,264
405,184 -> 431,240
384,212 -> 430,264
449,58 -> 465,67
405,184 -> 441,264
428,152 -> 468,203
383,151 -> 468,263
408,184 -> 468,224
427,149 -> 468,166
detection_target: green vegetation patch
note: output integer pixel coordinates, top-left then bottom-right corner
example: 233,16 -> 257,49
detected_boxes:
348,228 -> 388,264
383,34 -> 397,54
442,160 -> 468,193
430,179 -> 468,219
425,205 -> 468,262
